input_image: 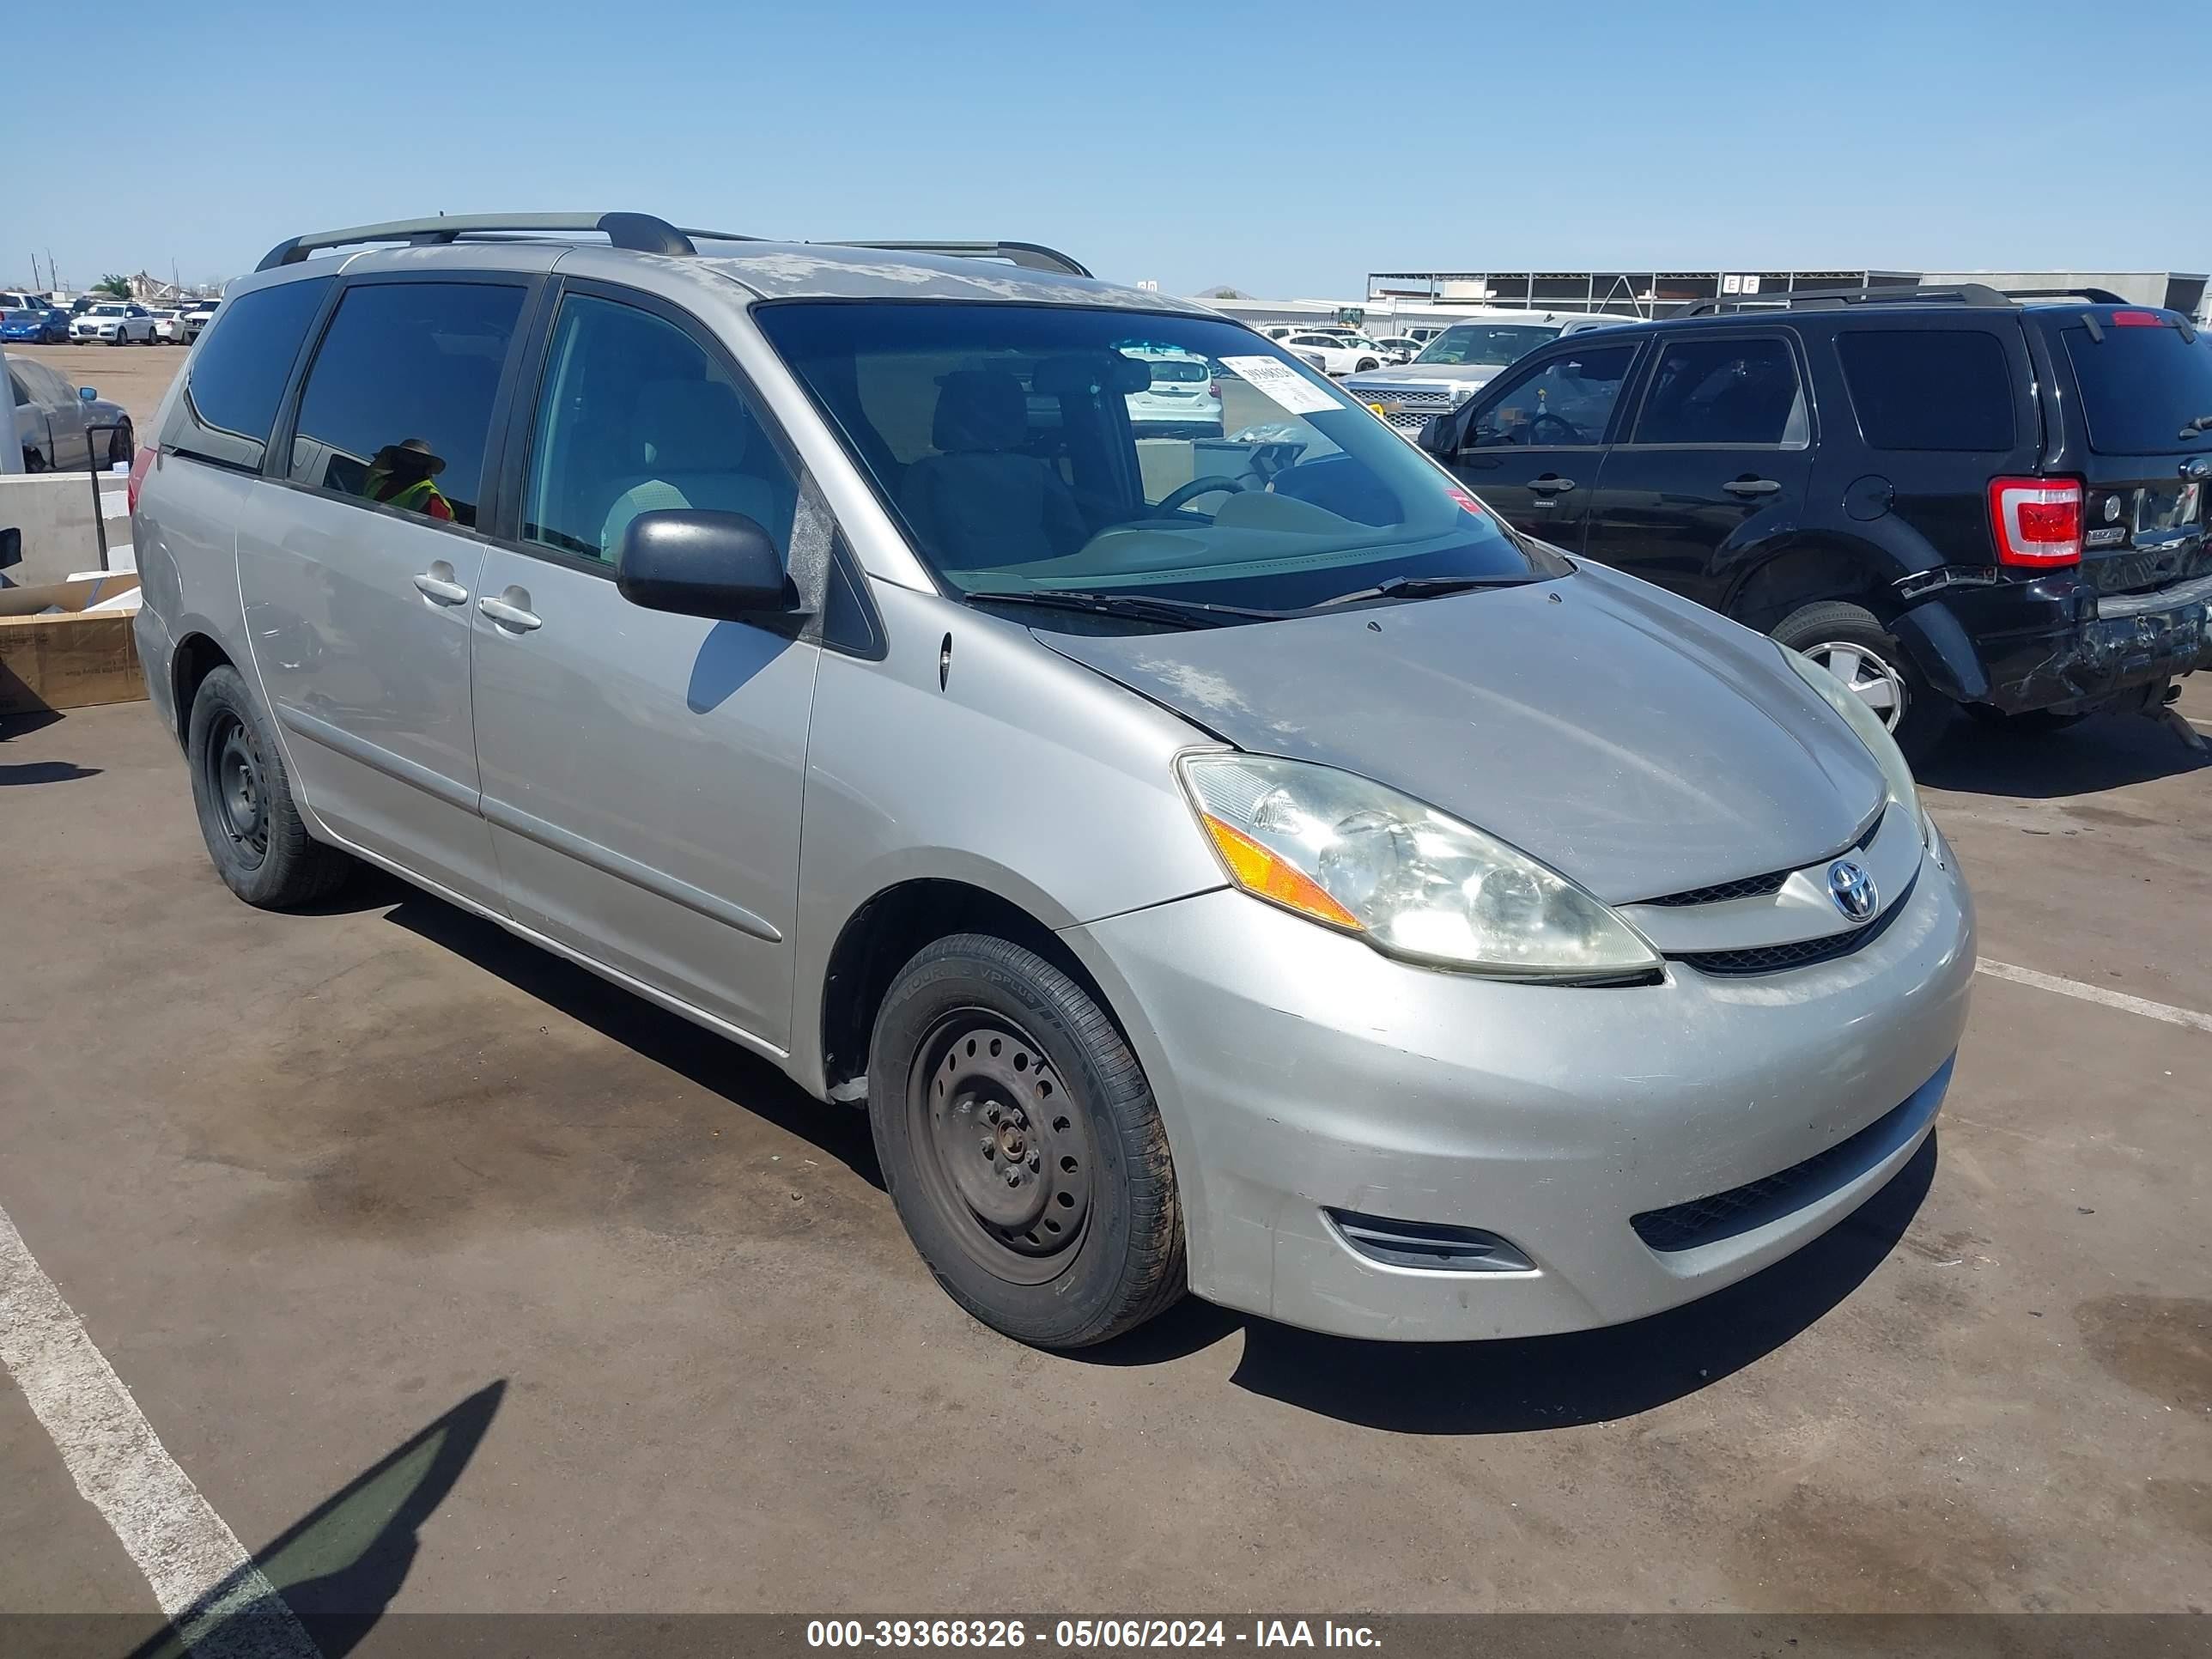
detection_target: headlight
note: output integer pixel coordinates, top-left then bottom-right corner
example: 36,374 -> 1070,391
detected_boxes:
1780,645 -> 1925,842
1176,754 -> 1661,981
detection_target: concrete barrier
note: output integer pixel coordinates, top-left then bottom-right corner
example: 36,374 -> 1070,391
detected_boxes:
0,472 -> 133,587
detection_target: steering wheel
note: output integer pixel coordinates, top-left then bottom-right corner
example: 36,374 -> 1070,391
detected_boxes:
1154,475 -> 1247,516
1527,412 -> 1582,446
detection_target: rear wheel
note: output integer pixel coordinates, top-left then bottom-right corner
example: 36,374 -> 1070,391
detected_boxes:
867,933 -> 1185,1349
1771,599 -> 1948,761
186,665 -> 355,908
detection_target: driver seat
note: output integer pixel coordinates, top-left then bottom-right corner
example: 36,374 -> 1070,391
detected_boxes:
899,369 -> 1088,568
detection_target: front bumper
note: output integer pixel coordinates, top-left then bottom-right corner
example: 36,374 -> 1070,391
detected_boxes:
1060,840 -> 1974,1341
1899,568 -> 2212,714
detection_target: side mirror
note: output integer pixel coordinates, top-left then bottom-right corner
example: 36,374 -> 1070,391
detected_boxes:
1417,410 -> 1461,457
78,386 -> 96,403
616,509 -> 804,622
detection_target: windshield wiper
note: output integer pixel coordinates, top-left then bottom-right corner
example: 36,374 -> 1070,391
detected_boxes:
1303,573 -> 1536,611
962,589 -> 1283,628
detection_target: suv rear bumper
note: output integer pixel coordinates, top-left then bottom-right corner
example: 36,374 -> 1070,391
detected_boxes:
1898,569 -> 2212,714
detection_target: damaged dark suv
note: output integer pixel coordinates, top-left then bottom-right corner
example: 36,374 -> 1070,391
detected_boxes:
1419,284 -> 2212,757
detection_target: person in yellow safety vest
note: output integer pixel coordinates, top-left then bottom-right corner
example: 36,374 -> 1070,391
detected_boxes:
362,438 -> 454,522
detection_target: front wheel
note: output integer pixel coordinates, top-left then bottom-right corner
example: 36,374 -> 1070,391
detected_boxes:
1771,599 -> 1949,761
106,419 -> 134,469
867,934 -> 1185,1349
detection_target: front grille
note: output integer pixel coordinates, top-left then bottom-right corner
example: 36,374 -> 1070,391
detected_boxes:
1673,872 -> 1914,976
1631,1070 -> 1942,1253
1644,808 -> 1887,910
1644,870 -> 1790,908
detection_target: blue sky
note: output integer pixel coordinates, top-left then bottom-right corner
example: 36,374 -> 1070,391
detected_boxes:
7,0 -> 2206,298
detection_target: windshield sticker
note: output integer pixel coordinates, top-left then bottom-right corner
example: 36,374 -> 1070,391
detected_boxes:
1219,356 -> 1340,416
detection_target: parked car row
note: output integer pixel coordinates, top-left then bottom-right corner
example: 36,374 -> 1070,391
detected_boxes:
0,305 -> 71,344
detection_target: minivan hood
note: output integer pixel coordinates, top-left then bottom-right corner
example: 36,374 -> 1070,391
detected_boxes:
1037,563 -> 1886,904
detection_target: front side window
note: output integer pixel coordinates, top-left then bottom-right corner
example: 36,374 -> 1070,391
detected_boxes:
160,277 -> 331,471
1632,336 -> 1807,447
1466,344 -> 1639,448
522,293 -> 798,563
756,301 -> 1561,617
1415,324 -> 1559,368
288,281 -> 524,526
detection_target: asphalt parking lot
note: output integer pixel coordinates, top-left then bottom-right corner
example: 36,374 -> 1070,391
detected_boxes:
1,679 -> 2207,1637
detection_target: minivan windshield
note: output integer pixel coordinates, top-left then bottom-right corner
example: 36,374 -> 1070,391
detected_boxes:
1414,324 -> 1560,368
757,302 -> 1562,619
2063,323 -> 2212,453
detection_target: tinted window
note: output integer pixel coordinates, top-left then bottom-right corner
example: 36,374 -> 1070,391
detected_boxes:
1633,336 -> 1807,447
1467,345 -> 1638,448
1416,325 -> 1559,367
1838,330 -> 2014,452
521,293 -> 798,563
2062,324 -> 2212,455
161,277 -> 330,471
289,282 -> 523,527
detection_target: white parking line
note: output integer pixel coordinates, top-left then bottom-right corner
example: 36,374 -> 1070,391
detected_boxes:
0,1202 -> 319,1659
1977,958 -> 2212,1036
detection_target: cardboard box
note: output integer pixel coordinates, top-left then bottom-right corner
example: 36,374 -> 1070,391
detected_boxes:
0,574 -> 146,716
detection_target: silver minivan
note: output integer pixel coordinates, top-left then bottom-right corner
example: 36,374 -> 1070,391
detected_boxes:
131,214 -> 1975,1349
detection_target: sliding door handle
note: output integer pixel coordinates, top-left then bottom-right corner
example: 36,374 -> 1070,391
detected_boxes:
411,568 -> 470,605
477,594 -> 542,632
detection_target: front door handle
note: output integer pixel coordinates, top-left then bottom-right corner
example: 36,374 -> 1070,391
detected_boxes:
478,593 -> 542,632
1528,476 -> 1577,495
1723,477 -> 1782,497
412,568 -> 470,605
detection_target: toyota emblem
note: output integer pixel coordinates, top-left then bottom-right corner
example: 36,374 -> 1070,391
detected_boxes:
1827,860 -> 1877,922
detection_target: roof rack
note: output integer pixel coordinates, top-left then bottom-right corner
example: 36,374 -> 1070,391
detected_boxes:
821,240 -> 1091,277
1676,282 -> 2136,318
256,214 -> 1091,278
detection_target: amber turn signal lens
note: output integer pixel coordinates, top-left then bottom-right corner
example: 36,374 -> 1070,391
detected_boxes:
1200,813 -> 1361,932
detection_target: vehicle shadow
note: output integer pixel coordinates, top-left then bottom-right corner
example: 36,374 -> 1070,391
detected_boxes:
377,888 -> 885,1193
1916,710 -> 2208,799
126,1381 -> 505,1659
1085,1136 -> 1937,1435
0,759 -> 100,785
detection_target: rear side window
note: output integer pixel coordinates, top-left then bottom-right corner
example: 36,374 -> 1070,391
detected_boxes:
160,277 -> 330,471
288,282 -> 524,528
1838,330 -> 2014,452
2062,324 -> 2212,455
1632,336 -> 1806,447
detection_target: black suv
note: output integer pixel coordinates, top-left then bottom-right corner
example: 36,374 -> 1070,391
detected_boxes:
1414,286 -> 2212,757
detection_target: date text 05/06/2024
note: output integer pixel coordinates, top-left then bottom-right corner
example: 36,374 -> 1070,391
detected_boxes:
805,1620 -> 1382,1649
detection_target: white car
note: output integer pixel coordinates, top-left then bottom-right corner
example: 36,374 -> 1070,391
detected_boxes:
1344,316 -> 1592,436
1277,331 -> 1385,376
151,308 -> 189,343
1122,349 -> 1223,437
70,302 -> 157,345
181,300 -> 221,343
1374,336 -> 1423,365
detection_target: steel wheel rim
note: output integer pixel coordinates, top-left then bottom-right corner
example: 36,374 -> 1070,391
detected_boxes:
907,1010 -> 1094,1285
204,712 -> 269,866
1808,640 -> 1907,732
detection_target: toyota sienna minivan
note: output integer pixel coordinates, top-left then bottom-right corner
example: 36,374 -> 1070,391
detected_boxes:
131,213 -> 1975,1348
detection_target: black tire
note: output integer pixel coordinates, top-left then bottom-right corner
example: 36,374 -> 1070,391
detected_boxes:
22,446 -> 46,473
1356,357 -> 1379,373
185,665 -> 355,908
867,933 -> 1185,1349
106,420 -> 133,469
1963,705 -> 2092,735
1771,599 -> 1948,762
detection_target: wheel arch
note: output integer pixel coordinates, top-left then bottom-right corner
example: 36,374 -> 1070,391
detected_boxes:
169,629 -> 236,742
1720,534 -> 1905,635
816,877 -> 1120,1104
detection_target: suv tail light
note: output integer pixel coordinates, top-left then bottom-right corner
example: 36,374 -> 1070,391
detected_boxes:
1988,477 -> 2082,567
2110,310 -> 2164,327
126,443 -> 155,514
